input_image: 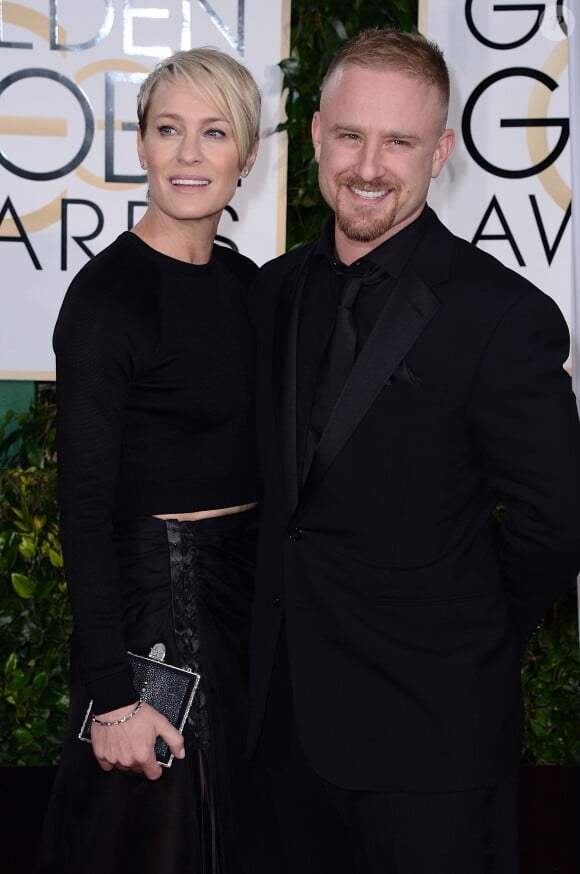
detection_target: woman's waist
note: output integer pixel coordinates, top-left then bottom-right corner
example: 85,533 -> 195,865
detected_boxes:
153,500 -> 258,523
114,472 -> 261,520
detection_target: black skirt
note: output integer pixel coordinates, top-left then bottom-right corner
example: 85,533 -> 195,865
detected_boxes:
35,507 -> 258,874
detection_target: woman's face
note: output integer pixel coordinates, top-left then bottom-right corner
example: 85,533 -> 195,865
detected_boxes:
137,77 -> 252,233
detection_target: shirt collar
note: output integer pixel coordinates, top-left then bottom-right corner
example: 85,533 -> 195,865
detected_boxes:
315,206 -> 431,278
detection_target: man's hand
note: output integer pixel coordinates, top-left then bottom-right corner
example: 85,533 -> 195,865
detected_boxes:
90,700 -> 185,781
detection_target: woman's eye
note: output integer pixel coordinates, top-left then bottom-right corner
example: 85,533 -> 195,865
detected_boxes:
158,125 -> 176,136
206,128 -> 226,138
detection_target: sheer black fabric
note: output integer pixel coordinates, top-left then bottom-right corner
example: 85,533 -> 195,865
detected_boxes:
35,508 -> 258,874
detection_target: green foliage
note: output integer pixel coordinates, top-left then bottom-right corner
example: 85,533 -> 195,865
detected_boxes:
0,384 -> 72,765
0,382 -> 57,470
279,0 -> 418,249
521,586 -> 580,765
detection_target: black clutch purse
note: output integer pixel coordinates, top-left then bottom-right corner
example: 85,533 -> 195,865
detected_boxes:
78,643 -> 200,768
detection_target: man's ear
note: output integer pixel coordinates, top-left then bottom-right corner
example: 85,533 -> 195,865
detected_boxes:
311,111 -> 322,163
431,128 -> 455,179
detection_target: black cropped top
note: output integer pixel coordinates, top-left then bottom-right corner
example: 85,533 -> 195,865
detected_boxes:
54,232 -> 260,710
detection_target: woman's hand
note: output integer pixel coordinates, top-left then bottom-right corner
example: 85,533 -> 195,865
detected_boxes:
90,700 -> 185,781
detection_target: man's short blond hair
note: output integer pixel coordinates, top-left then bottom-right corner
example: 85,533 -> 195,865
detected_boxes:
322,28 -> 450,117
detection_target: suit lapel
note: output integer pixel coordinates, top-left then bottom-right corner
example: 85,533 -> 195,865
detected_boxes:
301,264 -> 440,501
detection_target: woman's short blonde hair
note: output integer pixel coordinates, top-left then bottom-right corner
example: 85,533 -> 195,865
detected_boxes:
137,47 -> 261,167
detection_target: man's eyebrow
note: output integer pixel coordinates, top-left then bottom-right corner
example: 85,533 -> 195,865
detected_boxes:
329,123 -> 421,141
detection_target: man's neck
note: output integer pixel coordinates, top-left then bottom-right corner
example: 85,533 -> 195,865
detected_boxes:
333,209 -> 425,265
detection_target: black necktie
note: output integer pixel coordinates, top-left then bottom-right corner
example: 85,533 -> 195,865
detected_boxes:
302,261 -> 384,483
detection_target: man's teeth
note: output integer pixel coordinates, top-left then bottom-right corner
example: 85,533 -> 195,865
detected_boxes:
171,178 -> 209,186
350,187 -> 387,199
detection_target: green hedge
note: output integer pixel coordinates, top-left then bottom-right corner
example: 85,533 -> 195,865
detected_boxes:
0,385 -> 72,765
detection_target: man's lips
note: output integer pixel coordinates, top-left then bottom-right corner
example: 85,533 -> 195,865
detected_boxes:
349,186 -> 389,200
336,172 -> 396,202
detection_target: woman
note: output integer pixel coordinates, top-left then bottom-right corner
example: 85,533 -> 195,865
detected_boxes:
35,47 -> 261,874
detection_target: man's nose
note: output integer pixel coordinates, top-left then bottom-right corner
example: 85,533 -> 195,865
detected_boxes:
354,139 -> 384,180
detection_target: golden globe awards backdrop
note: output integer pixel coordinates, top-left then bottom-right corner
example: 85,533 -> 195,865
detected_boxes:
419,1 -> 574,369
569,0 -> 580,402
0,0 -> 289,378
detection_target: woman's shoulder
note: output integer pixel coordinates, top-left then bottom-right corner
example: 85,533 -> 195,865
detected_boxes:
60,233 -> 161,320
68,232 -> 158,294
212,243 -> 259,285
55,233 -> 161,354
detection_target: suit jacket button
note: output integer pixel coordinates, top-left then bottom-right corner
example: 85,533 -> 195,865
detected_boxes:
288,527 -> 303,541
273,593 -> 281,608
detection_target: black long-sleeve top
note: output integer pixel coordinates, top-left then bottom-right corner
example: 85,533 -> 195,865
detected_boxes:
54,232 -> 260,712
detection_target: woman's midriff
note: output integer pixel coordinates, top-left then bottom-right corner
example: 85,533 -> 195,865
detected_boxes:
152,501 -> 258,522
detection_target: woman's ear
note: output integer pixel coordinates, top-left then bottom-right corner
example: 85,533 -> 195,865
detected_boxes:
241,139 -> 259,178
137,127 -> 146,171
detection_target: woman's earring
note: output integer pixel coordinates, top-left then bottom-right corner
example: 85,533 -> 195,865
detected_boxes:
139,159 -> 146,171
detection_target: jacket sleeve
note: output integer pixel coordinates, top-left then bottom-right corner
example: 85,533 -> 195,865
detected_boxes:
467,288 -> 580,649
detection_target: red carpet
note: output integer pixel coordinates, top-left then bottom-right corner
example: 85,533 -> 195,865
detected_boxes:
1,765 -> 578,873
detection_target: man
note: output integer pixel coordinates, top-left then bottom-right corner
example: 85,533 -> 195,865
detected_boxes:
248,28 -> 580,874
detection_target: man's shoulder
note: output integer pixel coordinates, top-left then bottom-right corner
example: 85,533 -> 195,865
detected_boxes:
422,208 -> 545,301
258,240 -> 318,280
247,240 -> 317,326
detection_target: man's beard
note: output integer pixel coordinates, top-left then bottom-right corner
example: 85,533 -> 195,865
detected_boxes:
334,175 -> 400,243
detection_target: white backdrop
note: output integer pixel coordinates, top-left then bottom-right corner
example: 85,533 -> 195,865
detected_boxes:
0,0 -> 290,378
419,0 -> 573,368
566,0 -> 580,623
568,0 -> 580,404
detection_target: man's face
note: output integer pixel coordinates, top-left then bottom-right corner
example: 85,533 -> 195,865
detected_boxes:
312,65 -> 454,261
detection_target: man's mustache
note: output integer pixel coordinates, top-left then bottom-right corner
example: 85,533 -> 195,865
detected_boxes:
335,174 -> 399,194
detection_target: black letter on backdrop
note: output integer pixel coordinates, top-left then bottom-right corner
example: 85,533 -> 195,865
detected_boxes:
215,205 -> 239,252
529,196 -> 571,265
0,69 -> 94,180
462,68 -> 569,179
465,1 -> 546,49
556,1 -> 568,35
50,0 -> 115,51
105,72 -> 146,183
128,201 -> 148,228
472,196 -> 525,266
0,196 -> 41,269
61,199 -> 104,270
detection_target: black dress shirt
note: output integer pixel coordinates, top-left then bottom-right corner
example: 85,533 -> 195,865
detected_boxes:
296,208 -> 430,482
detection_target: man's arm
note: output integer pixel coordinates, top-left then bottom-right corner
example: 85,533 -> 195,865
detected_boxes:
467,288 -> 580,649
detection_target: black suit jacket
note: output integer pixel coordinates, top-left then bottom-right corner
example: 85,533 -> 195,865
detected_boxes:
248,208 -> 580,792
